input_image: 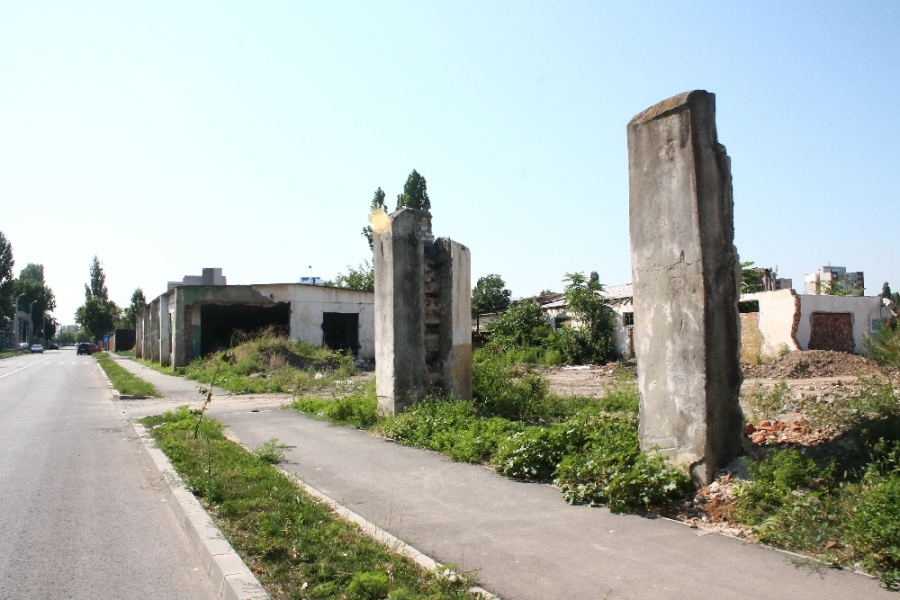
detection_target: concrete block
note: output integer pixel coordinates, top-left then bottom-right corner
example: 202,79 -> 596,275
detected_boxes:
627,90 -> 744,483
223,572 -> 269,600
200,538 -> 235,574
210,552 -> 252,597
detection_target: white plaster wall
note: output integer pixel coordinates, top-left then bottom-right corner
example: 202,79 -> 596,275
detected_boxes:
795,294 -> 891,354
742,290 -> 801,357
254,284 -> 375,359
610,302 -> 633,359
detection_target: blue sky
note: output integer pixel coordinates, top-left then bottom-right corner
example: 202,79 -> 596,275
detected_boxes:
2,1 -> 898,323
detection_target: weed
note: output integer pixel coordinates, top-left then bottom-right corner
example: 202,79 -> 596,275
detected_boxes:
140,408 -> 471,599
253,438 -> 289,464
742,380 -> 790,423
291,382 -> 378,429
95,352 -> 161,397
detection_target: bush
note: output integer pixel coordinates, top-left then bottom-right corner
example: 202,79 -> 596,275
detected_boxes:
291,382 -> 378,429
736,449 -> 825,521
253,438 -> 288,464
845,470 -> 900,587
492,425 -> 569,481
486,300 -> 552,352
472,352 -> 549,420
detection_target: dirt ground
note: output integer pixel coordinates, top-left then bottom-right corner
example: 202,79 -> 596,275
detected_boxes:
543,350 -> 884,398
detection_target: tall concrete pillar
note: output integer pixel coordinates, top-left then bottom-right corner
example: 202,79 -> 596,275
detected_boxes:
134,307 -> 144,358
172,288 -> 188,368
159,293 -> 171,367
141,307 -> 152,361
374,208 -> 472,416
149,298 -> 161,363
627,90 -> 744,484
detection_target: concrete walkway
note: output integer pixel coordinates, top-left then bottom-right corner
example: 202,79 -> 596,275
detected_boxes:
113,359 -> 891,600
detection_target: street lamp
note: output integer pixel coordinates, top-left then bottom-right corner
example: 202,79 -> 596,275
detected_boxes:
28,300 -> 37,347
13,293 -> 25,349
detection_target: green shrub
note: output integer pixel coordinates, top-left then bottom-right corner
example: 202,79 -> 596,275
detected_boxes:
486,300 -> 552,352
845,471 -> 900,588
736,449 -> 826,522
253,438 -> 288,464
291,382 -> 377,429
472,351 -> 549,421
492,425 -> 568,481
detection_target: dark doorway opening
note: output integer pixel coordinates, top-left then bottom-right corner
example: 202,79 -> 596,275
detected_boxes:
200,303 -> 291,355
322,312 -> 359,355
808,312 -> 854,353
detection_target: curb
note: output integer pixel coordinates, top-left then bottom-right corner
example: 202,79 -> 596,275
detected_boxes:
132,422 -> 270,600
219,431 -> 498,599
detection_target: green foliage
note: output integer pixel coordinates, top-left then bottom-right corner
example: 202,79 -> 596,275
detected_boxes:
394,169 -> 430,211
487,300 -> 552,352
491,425 -> 569,481
0,231 -> 13,328
179,331 -> 355,394
76,257 -> 120,340
121,288 -> 147,329
865,318 -> 900,383
472,274 -> 511,316
552,272 -> 614,365
326,261 -> 374,292
736,449 -> 826,520
252,438 -> 289,464
472,351 -> 550,420
741,261 -> 762,294
822,277 -> 864,296
845,468 -> 900,587
95,352 -> 161,397
883,282 -> 892,299
291,382 -> 378,429
361,187 -> 388,250
11,272 -> 57,336
88,255 -> 108,299
140,408 -> 471,599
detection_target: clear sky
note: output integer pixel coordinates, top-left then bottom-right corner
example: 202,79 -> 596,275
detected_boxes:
2,1 -> 898,324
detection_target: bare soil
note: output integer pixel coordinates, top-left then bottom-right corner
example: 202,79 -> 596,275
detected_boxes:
741,349 -> 883,380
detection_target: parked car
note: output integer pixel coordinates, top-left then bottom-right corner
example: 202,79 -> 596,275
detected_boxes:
30,344 -> 44,353
18,342 -> 28,350
49,343 -> 59,350
76,343 -> 92,355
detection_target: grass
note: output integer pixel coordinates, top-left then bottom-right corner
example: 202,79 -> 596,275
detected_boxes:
114,349 -> 135,357
95,352 -> 161,397
141,408 -> 473,600
0,349 -> 27,359
139,331 -> 356,395
291,351 -> 689,514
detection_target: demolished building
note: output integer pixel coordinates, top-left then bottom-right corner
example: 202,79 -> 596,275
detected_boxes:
136,283 -> 374,368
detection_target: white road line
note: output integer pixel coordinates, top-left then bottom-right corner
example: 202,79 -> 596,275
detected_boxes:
0,356 -> 54,379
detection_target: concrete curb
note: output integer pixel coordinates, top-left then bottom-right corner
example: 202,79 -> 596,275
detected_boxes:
131,421 -> 270,600
220,431 -> 497,599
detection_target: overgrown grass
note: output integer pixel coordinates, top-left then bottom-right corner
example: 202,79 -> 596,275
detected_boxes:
291,350 -> 688,514
0,349 -> 27,359
95,352 -> 161,397
141,408 -> 472,599
113,349 -> 135,357
141,331 -> 356,394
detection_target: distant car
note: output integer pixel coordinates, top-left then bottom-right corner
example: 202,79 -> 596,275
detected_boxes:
77,343 -> 92,355
18,342 -> 29,350
49,343 -> 59,350
30,344 -> 44,353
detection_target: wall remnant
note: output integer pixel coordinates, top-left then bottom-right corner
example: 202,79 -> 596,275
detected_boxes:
373,208 -> 472,417
627,90 -> 744,484
808,312 -> 855,353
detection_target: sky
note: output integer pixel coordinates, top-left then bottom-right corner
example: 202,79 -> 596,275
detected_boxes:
2,1 -> 899,325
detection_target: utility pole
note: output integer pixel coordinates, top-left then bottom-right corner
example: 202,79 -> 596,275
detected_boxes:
13,293 -> 25,349
28,300 -> 37,347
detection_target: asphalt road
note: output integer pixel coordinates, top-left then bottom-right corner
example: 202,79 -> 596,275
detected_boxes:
0,349 -> 217,600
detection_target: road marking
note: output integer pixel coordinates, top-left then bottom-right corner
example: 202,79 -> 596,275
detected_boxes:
0,356 -> 54,379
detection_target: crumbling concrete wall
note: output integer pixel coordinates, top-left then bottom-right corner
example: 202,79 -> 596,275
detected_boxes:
374,208 -> 472,416
796,294 -> 890,354
627,90 -> 744,484
741,290 -> 802,359
149,298 -> 161,363
134,307 -> 144,359
159,293 -> 172,367
141,307 -> 152,361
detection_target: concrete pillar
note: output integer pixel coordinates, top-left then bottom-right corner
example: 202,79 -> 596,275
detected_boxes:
141,307 -> 152,360
149,298 -> 161,363
374,208 -> 472,416
134,307 -> 144,358
627,90 -> 744,484
159,293 -> 171,367
172,288 -> 188,368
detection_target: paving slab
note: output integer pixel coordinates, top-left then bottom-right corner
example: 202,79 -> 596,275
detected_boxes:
209,405 -> 891,600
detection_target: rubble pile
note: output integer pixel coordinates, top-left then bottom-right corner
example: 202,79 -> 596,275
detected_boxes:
742,350 -> 882,380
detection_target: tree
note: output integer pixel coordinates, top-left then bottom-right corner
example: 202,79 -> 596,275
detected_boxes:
361,187 -> 388,250
552,272 -> 615,365
472,274 -> 512,316
325,261 -> 375,292
395,170 -> 430,211
0,232 -> 14,328
19,263 -> 44,283
487,300 -> 552,351
822,277 -> 863,297
75,257 -> 120,340
120,288 -> 147,329
740,261 -> 762,294
883,282 -> 892,299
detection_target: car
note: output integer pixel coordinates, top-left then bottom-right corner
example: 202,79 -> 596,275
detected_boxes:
49,343 -> 59,350
18,342 -> 28,350
30,344 -> 44,353
76,343 -> 92,355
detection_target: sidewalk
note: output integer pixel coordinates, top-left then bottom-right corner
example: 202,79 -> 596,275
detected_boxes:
115,360 -> 891,599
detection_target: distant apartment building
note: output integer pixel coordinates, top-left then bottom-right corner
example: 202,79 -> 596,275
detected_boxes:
168,268 -> 227,291
804,266 -> 864,295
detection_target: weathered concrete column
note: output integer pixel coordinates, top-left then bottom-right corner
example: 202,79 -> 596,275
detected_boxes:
149,298 -> 161,363
627,90 -> 744,484
159,293 -> 171,367
172,288 -> 188,368
141,307 -> 152,361
374,208 -> 472,416
134,307 -> 144,359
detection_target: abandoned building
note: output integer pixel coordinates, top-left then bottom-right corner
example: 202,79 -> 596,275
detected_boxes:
740,289 -> 891,359
538,284 -> 636,359
167,267 -> 227,291
747,266 -> 792,292
804,265 -> 864,295
136,282 -> 374,368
